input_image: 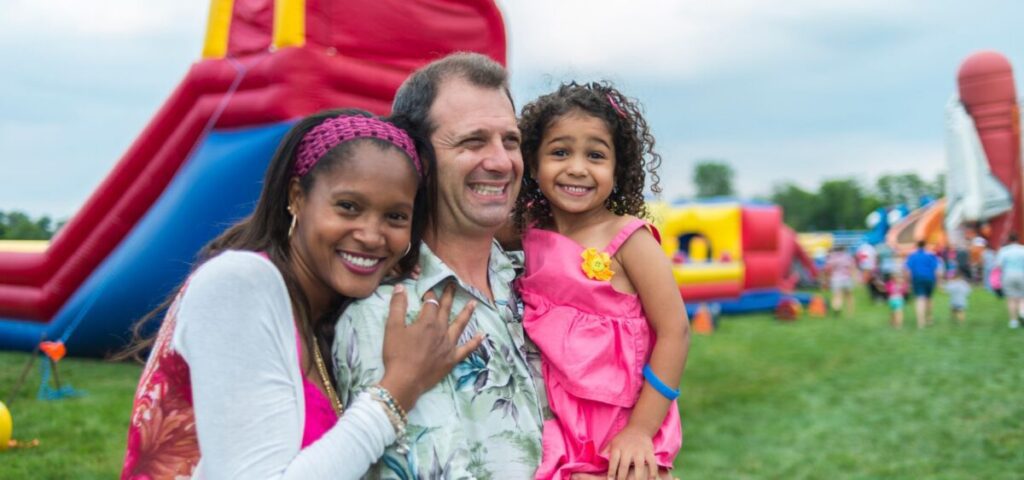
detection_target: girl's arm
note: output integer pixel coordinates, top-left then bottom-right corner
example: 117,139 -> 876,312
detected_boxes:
606,228 -> 690,479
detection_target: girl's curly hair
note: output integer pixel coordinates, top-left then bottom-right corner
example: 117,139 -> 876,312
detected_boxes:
514,81 -> 661,231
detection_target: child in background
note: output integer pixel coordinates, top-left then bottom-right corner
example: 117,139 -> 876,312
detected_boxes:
944,271 -> 970,324
886,271 -> 908,328
824,246 -> 858,317
515,82 -> 688,479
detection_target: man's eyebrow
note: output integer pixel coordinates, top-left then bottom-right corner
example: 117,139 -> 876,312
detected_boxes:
454,129 -> 488,141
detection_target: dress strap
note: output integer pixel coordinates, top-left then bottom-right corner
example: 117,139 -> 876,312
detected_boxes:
605,218 -> 660,255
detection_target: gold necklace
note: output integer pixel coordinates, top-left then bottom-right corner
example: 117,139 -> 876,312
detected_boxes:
312,339 -> 344,416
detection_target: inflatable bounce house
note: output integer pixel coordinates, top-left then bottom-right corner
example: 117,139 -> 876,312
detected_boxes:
886,51 -> 1022,254
885,198 -> 946,255
795,231 -> 863,267
865,205 -> 909,246
654,201 -> 817,315
0,0 -> 507,357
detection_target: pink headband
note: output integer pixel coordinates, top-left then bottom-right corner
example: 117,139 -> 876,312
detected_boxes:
293,116 -> 422,177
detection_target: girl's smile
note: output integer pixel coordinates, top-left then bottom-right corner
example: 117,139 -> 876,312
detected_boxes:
557,184 -> 595,196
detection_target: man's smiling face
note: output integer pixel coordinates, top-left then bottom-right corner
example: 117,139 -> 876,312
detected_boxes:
428,76 -> 523,237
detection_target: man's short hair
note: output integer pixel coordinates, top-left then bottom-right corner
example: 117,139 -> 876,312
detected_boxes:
391,52 -> 513,138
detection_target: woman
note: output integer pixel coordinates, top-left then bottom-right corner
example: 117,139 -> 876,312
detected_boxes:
120,109 -> 482,478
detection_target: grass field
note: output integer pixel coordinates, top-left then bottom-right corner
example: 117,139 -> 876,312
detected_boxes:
2,286 -> 1022,479
1,350 -> 139,479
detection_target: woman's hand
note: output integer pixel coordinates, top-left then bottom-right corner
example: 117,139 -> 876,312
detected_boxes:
604,425 -> 659,480
378,283 -> 483,412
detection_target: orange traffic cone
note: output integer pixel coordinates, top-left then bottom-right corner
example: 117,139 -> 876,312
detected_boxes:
692,304 -> 714,335
808,294 -> 827,318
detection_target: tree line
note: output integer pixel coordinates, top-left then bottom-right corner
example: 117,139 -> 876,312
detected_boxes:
1,162 -> 944,240
0,210 -> 63,240
689,160 -> 944,232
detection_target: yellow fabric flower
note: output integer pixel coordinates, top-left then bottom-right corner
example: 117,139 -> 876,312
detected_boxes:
581,248 -> 614,281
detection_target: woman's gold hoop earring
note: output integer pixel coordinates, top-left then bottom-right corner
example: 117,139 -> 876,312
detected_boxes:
403,243 -> 412,257
287,206 -> 297,238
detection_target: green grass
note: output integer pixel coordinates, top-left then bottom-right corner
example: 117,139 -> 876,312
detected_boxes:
1,351 -> 139,479
1,286 -> 1022,478
677,287 -> 1024,478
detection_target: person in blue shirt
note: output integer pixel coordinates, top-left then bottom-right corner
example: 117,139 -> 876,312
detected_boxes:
904,241 -> 942,328
995,233 -> 1024,328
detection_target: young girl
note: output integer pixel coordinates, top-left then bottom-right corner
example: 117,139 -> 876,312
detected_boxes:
515,82 -> 690,479
886,271 -> 908,328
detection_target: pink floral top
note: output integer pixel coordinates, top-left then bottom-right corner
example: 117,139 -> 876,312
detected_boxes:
122,254 -> 337,479
122,289 -> 200,479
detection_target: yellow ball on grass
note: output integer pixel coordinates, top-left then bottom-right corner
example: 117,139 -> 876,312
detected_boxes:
0,401 -> 12,451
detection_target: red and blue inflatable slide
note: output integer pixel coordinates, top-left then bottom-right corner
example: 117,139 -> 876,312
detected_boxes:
0,0 -> 506,356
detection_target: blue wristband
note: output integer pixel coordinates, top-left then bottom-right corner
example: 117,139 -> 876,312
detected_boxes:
643,364 -> 680,401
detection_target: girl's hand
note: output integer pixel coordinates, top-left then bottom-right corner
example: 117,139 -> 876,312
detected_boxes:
378,283 -> 483,412
604,425 -> 659,480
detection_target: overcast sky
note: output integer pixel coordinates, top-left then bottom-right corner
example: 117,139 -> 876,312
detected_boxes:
1,0 -> 1022,218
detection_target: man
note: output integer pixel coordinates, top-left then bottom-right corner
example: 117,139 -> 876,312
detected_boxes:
332,53 -> 546,478
905,240 -> 942,328
995,233 -> 1024,328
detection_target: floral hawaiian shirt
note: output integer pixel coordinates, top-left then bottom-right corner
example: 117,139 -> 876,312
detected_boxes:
333,241 -> 547,479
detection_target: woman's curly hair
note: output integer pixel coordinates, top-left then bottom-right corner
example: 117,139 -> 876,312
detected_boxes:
514,81 -> 661,231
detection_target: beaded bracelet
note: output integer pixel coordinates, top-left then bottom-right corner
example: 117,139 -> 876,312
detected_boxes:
643,364 -> 680,401
367,385 -> 409,424
367,385 -> 410,453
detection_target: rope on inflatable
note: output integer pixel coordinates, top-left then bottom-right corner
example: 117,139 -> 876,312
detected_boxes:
28,56 -> 257,402
55,55 -> 252,349
36,360 -> 83,401
192,55 -> 250,159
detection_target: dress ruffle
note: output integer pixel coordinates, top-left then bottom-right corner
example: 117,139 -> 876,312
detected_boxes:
520,290 -> 647,408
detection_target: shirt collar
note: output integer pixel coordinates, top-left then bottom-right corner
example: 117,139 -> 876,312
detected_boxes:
413,240 -> 519,305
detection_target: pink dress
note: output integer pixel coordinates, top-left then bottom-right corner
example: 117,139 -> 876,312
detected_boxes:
518,219 -> 682,479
